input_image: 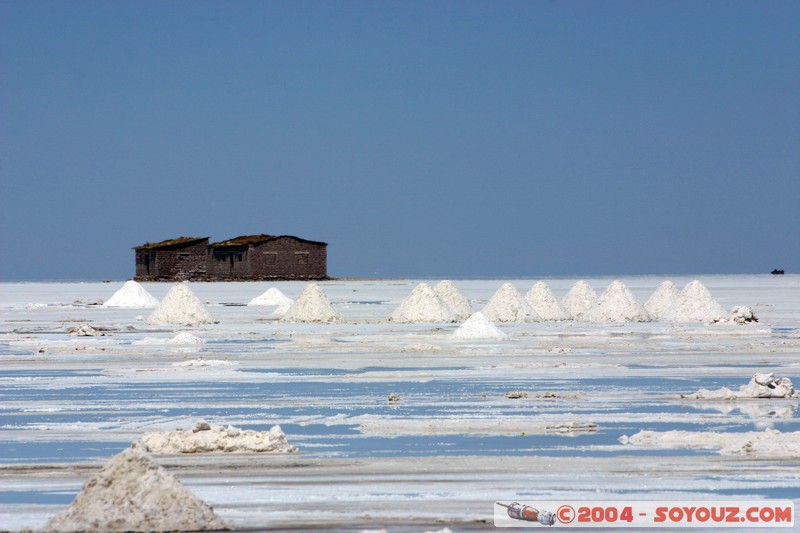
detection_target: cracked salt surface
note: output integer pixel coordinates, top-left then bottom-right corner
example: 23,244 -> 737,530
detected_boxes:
1,276 -> 800,531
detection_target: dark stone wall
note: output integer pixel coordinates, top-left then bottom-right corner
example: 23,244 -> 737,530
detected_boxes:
134,240 -> 209,281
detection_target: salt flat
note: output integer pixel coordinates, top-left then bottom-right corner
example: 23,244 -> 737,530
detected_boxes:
0,275 -> 798,531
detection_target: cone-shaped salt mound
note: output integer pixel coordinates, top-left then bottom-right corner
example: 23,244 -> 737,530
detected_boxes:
452,312 -> 507,340
661,280 -> 726,323
482,283 -> 540,323
433,280 -> 472,321
44,448 -> 229,532
582,280 -> 652,323
645,280 -> 679,320
562,280 -> 598,320
390,283 -> 454,323
247,287 -> 294,308
281,283 -> 341,323
104,280 -> 160,308
147,283 -> 214,326
525,281 -> 570,321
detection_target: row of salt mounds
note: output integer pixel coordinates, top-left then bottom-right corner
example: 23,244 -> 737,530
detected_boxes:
44,448 -> 229,532
644,280 -> 679,319
281,282 -> 341,323
482,283 -> 540,323
133,420 -> 298,454
582,280 -> 652,323
103,280 -> 160,308
691,373 -> 796,400
434,280 -> 473,321
390,282 -> 456,323
561,280 -> 598,320
525,281 -> 570,321
147,283 -> 215,326
452,312 -> 507,340
660,280 -> 726,323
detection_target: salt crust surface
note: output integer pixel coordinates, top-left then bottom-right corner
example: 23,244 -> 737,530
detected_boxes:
133,332 -> 205,346
133,420 -> 297,454
620,428 -> 800,457
172,359 -> 236,367
644,280 -> 679,319
561,280 -> 598,320
582,280 -> 652,323
147,283 -> 215,326
247,287 -> 293,308
691,373 -> 797,400
525,281 -> 570,321
390,283 -> 454,323
433,280 -> 472,321
481,283 -> 540,323
103,280 -> 160,308
452,312 -> 506,340
281,283 -> 341,323
44,448 -> 229,532
661,280 -> 726,323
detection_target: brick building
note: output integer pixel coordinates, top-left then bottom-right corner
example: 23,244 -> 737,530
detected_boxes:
134,234 -> 328,281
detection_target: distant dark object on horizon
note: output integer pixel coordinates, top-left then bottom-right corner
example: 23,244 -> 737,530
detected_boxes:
133,234 -> 328,281
771,269 -> 785,275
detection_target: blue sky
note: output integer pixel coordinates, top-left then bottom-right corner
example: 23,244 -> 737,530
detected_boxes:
1,1 -> 798,280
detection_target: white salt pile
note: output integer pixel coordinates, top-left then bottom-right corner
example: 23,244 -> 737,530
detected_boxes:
582,280 -> 652,323
561,280 -> 598,320
644,280 -> 679,320
133,420 -> 298,454
691,373 -> 796,400
482,283 -> 540,323
713,305 -> 759,325
167,332 -> 206,345
147,283 -> 215,326
433,280 -> 472,321
44,448 -> 229,532
389,282 -> 454,323
620,428 -> 800,457
661,280 -> 726,323
452,312 -> 507,340
247,287 -> 293,308
525,281 -> 570,321
104,280 -> 160,308
281,282 -> 341,323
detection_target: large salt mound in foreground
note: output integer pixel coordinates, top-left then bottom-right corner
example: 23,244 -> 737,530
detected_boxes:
281,282 -> 341,323
661,280 -> 726,323
134,420 -> 298,454
104,280 -> 159,308
562,280 -> 598,320
644,280 -> 679,320
390,282 -> 454,323
434,280 -> 472,321
452,312 -> 507,340
147,283 -> 214,326
482,283 -> 540,323
44,448 -> 229,532
583,280 -> 652,323
247,287 -> 293,308
525,281 -> 570,321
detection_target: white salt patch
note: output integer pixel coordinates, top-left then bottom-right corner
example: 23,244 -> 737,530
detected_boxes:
582,280 -> 652,323
103,280 -> 160,308
433,280 -> 472,321
133,420 -> 297,454
390,283 -> 454,323
281,283 -> 341,323
644,280 -> 679,320
525,281 -> 570,321
482,283 -> 540,323
713,305 -> 759,325
247,287 -> 293,308
452,312 -> 507,340
561,280 -> 598,320
168,332 -> 206,345
661,280 -> 726,323
44,448 -> 229,532
692,373 -> 796,400
173,359 -> 236,368
620,428 -> 800,457
147,283 -> 215,326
